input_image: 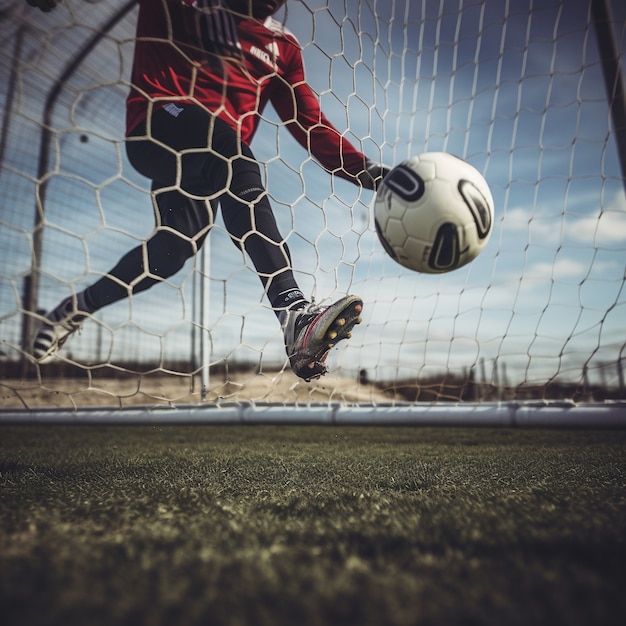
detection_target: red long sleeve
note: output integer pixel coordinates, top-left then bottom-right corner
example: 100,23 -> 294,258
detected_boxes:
127,0 -> 370,187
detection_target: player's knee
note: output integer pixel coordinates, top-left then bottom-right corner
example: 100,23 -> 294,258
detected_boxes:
147,230 -> 197,278
229,184 -> 267,209
155,192 -> 213,238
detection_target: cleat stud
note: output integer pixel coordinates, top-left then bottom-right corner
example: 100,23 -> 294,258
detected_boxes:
336,318 -> 346,327
356,317 -> 362,324
355,304 -> 363,313
346,332 -> 352,339
328,331 -> 338,340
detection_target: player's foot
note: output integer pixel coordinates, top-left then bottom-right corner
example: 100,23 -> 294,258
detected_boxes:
32,296 -> 88,364
282,295 -> 363,381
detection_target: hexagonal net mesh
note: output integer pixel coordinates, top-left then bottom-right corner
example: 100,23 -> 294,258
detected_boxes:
1,0 -> 625,410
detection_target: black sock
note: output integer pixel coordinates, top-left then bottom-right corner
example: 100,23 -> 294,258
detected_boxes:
275,289 -> 306,310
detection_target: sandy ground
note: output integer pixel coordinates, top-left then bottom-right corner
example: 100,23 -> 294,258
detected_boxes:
1,370 -> 396,410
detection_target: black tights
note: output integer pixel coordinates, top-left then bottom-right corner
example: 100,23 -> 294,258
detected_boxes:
84,105 -> 303,314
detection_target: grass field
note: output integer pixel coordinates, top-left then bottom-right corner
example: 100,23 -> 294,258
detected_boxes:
1,424 -> 625,626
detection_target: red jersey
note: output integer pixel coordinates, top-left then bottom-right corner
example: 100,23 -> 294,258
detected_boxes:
126,0 -> 370,185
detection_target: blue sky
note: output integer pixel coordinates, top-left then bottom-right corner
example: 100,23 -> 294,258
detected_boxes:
0,0 -> 625,386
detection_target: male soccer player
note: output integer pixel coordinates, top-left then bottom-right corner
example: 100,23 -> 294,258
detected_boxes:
26,0 -> 389,380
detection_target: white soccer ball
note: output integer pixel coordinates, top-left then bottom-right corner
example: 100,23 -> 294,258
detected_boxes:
374,152 -> 494,273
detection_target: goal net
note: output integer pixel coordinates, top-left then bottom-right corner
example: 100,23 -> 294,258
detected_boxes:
1,0 -> 625,414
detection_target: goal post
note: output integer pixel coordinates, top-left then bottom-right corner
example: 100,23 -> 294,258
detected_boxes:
592,0 -> 626,182
0,0 -> 625,419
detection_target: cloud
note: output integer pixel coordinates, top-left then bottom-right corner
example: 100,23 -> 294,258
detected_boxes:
527,258 -> 589,280
503,188 -> 626,247
568,191 -> 626,244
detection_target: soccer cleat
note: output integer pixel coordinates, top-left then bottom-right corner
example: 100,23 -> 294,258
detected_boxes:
282,295 -> 363,381
32,296 -> 88,364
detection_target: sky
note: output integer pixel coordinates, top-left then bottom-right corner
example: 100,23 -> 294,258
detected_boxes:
0,0 -> 625,388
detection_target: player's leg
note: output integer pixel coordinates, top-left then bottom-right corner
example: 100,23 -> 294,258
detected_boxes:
213,146 -> 308,314
31,189 -> 213,364
197,114 -> 363,379
33,105 -> 363,375
138,105 -> 309,315
32,110 -> 214,363
82,190 -> 213,310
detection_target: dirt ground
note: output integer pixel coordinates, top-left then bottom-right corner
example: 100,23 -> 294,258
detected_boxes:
1,370 -> 395,410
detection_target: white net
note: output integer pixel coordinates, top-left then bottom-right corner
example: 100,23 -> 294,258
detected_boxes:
1,0 -> 625,409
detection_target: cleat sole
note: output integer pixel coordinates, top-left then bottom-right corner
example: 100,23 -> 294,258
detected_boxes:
287,295 -> 364,381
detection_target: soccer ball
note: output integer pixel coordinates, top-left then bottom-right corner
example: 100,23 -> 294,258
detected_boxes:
374,152 -> 494,273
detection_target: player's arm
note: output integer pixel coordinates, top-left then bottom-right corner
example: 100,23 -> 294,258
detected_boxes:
271,45 -> 389,191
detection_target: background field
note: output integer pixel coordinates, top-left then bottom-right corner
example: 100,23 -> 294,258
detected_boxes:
1,424 -> 625,626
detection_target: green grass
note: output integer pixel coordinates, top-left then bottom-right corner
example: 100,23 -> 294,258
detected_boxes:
1,425 -> 625,626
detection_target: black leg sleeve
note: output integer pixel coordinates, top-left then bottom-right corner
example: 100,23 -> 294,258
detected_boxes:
85,105 -> 303,313
85,191 -> 212,311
